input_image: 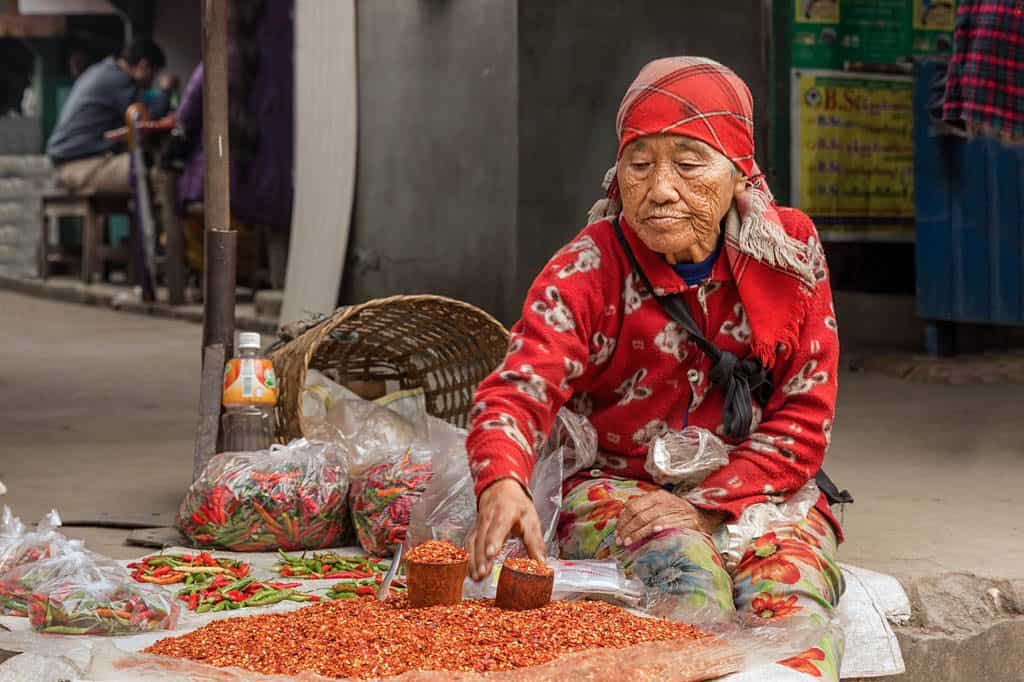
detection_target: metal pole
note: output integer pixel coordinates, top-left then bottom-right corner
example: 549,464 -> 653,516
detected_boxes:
193,0 -> 236,481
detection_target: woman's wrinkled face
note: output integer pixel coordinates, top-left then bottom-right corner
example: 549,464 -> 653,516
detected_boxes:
617,134 -> 745,261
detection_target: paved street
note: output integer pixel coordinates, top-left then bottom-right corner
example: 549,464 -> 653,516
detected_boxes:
1,290 -> 1022,581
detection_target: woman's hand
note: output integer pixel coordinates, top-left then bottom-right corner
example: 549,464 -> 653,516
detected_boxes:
468,478 -> 545,581
615,489 -> 725,546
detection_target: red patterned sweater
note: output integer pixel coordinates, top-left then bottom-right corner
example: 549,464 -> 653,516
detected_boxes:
467,210 -> 841,538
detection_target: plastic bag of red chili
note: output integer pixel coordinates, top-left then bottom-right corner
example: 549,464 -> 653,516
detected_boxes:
176,439 -> 350,552
348,446 -> 432,557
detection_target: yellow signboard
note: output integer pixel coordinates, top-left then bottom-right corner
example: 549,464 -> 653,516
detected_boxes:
790,70 -> 915,241
914,0 -> 956,31
795,0 -> 840,24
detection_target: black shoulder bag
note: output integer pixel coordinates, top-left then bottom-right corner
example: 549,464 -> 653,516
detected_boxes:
612,218 -> 853,506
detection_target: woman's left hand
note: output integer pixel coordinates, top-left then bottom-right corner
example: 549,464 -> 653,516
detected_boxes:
615,490 -> 725,546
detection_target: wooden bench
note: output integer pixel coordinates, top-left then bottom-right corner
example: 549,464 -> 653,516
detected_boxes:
38,190 -> 133,283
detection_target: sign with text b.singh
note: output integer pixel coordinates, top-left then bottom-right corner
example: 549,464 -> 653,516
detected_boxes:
790,69 -> 915,242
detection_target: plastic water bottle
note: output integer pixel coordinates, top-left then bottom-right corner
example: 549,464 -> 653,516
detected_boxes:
221,332 -> 278,452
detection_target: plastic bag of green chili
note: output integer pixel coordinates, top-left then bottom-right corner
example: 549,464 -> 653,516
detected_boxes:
177,439 -> 350,552
1,543 -> 108,617
28,558 -> 179,635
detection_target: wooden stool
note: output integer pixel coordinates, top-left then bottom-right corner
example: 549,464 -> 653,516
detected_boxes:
39,190 -> 132,283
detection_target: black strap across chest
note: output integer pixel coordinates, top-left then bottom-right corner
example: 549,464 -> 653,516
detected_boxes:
612,218 -> 771,440
611,218 -> 853,506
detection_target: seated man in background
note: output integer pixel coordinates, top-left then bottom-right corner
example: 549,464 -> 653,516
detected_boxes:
47,39 -> 167,195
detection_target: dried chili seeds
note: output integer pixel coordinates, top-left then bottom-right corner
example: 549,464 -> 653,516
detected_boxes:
405,539 -> 467,564
502,557 -> 554,576
144,597 -> 710,679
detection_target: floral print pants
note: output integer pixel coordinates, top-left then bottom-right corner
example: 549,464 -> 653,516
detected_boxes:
557,477 -> 845,680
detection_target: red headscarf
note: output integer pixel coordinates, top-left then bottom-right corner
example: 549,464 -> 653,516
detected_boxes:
597,57 -> 827,367
608,56 -> 765,200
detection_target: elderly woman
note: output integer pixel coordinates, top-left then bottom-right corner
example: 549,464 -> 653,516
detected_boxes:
466,57 -> 845,679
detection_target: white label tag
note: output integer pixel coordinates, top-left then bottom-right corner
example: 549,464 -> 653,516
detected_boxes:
241,358 -> 255,398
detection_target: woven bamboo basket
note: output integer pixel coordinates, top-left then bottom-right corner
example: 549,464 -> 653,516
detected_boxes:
268,295 -> 509,441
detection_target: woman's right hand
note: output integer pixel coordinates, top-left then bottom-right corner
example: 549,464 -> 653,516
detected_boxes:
468,478 -> 545,581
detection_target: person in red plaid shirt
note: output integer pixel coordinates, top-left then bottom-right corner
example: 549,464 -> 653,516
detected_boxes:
467,57 -> 847,679
944,0 -> 1024,143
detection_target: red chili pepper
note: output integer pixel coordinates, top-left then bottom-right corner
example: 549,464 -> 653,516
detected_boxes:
187,593 -> 199,611
180,554 -> 194,562
335,571 -> 373,579
267,581 -> 300,590
280,565 -> 293,577
355,586 -> 375,596
152,565 -> 173,577
226,590 -> 247,603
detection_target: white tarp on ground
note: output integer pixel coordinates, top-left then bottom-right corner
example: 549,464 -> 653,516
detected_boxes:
0,549 -> 908,681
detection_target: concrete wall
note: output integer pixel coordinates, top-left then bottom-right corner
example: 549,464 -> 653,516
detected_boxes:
151,0 -> 200,83
0,156 -> 50,277
343,0 -> 519,321
515,0 -> 770,312
343,0 -> 768,325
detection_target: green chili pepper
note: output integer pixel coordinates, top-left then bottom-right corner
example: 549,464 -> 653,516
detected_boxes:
219,577 -> 254,595
40,625 -> 96,635
330,591 -> 360,600
246,590 -> 294,607
244,589 -> 270,602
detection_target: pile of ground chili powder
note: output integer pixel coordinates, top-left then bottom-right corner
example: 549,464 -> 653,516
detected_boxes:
143,596 -> 710,678
405,539 -> 468,564
502,558 -> 554,576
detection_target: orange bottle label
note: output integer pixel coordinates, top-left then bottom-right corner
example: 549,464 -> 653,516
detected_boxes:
223,358 -> 278,406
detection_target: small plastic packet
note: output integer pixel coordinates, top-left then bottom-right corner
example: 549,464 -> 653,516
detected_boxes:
0,505 -> 26,556
28,557 -> 179,635
0,540 -> 93,616
548,559 -> 645,604
464,558 -> 646,606
546,409 -> 599,480
709,480 -> 822,571
177,439 -> 350,551
646,426 -> 731,489
0,509 -> 65,574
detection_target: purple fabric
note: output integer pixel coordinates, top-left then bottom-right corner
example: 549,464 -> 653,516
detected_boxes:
174,0 -> 294,231
176,64 -> 205,210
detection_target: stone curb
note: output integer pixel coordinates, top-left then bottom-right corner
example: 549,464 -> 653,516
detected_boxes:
0,273 -> 279,335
